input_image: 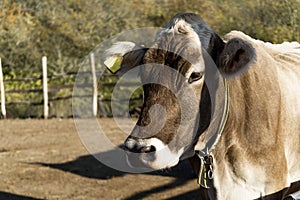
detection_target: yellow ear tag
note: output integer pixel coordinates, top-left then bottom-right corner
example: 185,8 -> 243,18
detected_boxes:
104,56 -> 123,74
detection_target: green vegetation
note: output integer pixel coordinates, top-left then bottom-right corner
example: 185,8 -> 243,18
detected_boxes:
0,0 -> 299,118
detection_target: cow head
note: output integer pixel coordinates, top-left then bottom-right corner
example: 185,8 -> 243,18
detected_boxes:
104,13 -> 255,170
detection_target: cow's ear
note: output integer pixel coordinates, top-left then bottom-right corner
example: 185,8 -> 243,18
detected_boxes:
219,38 -> 255,77
104,42 -> 147,75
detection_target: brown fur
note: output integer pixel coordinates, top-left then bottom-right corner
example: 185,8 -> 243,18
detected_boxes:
104,13 -> 300,199
208,31 -> 300,199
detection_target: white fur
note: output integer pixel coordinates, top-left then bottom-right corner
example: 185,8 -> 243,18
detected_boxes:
142,138 -> 184,169
125,137 -> 184,169
103,41 -> 137,59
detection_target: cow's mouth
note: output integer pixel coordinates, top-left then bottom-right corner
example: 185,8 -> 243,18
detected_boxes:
123,137 -> 184,170
125,151 -> 182,170
124,152 -> 156,169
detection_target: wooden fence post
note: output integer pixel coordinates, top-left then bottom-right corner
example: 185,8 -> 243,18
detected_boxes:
42,56 -> 49,119
0,58 -> 6,118
90,53 -> 98,117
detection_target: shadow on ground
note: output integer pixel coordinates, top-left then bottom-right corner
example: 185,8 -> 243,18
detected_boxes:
33,147 -> 201,199
123,177 -> 200,200
34,146 -> 198,180
0,191 -> 43,200
32,146 -> 300,200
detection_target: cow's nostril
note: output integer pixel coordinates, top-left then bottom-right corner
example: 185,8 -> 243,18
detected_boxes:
141,145 -> 156,153
124,137 -> 156,153
123,144 -> 156,153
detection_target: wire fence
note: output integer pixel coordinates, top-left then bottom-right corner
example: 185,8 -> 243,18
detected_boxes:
0,55 -> 143,119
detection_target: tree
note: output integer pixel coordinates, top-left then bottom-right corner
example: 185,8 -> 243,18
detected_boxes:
0,0 -> 299,117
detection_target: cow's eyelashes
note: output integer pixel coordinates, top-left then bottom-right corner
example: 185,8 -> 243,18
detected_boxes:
188,72 -> 204,83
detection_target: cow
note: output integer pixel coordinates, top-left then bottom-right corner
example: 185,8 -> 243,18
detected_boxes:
103,13 -> 300,199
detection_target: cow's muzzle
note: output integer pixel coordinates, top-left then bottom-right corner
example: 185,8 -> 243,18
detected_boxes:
122,136 -> 158,169
123,136 -> 156,153
123,136 -> 182,169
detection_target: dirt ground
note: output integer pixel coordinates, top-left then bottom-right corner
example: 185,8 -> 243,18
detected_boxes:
0,119 -> 200,200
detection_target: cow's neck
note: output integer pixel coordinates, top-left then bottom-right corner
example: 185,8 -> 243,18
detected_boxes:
211,59 -> 283,198
189,72 -> 230,195
195,78 -> 229,154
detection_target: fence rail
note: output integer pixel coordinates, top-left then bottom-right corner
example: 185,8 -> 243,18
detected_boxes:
0,55 -> 143,119
4,77 -> 42,82
0,54 -> 140,119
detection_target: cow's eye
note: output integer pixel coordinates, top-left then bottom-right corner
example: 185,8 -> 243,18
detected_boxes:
188,72 -> 204,83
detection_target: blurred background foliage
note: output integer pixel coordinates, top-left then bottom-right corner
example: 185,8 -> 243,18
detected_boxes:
0,0 -> 299,118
